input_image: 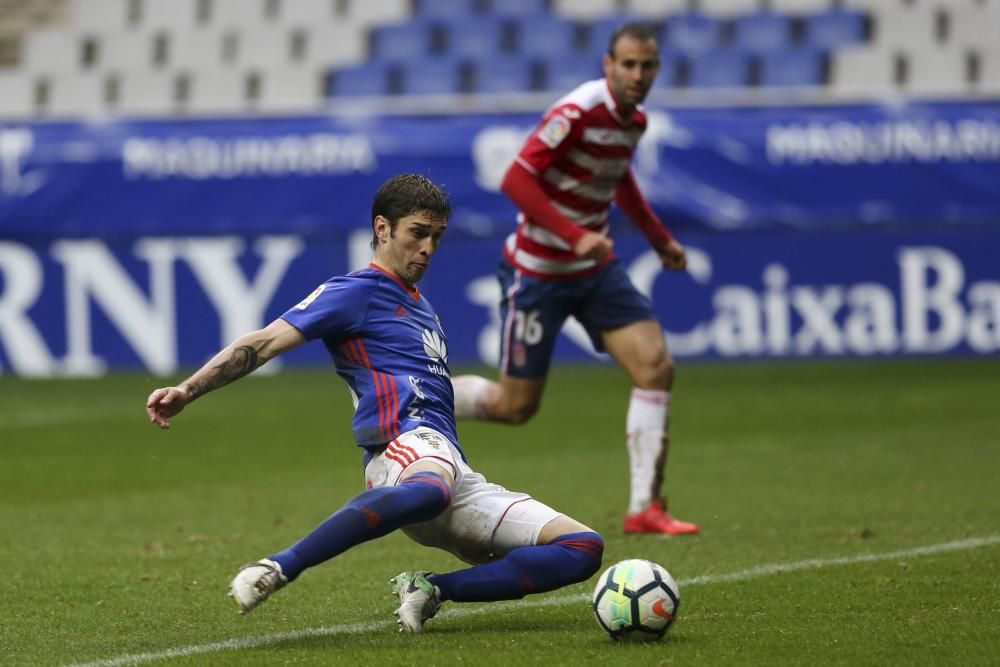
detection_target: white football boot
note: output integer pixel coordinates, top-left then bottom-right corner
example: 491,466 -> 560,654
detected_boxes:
390,571 -> 442,633
228,558 -> 287,614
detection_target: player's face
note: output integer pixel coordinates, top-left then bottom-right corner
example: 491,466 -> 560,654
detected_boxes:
375,213 -> 447,286
603,35 -> 660,109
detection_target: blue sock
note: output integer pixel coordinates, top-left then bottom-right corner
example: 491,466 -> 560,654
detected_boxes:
271,472 -> 451,581
429,531 -> 604,602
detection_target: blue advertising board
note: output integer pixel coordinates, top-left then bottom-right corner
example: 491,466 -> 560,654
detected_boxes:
0,228 -> 997,376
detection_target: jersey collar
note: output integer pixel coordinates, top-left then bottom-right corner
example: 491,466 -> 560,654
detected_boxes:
602,79 -> 638,126
369,263 -> 421,300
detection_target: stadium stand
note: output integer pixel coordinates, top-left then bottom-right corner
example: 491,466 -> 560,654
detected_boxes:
0,0 -> 997,118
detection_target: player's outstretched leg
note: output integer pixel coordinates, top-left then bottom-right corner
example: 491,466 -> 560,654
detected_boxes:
229,471 -> 452,614
389,531 -> 604,633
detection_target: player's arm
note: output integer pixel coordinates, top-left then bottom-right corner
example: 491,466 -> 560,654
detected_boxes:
145,318 -> 306,429
502,161 -> 613,262
615,168 -> 686,271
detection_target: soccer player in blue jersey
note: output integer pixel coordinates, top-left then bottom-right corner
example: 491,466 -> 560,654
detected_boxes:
145,174 -> 603,633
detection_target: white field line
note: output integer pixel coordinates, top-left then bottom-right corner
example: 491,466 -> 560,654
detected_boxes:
67,534 -> 1000,667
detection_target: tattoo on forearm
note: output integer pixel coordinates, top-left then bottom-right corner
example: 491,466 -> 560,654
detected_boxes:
184,345 -> 260,400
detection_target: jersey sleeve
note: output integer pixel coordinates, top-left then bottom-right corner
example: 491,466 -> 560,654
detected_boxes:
280,276 -> 370,341
515,103 -> 586,175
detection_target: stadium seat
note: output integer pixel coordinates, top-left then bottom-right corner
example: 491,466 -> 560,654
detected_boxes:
903,48 -> 970,95
328,62 -> 392,97
349,0 -> 412,28
416,0 -> 480,21
297,25 -> 367,69
209,0 -> 272,28
625,0 -> 689,20
768,0 -> 834,14
370,22 -> 435,62
140,0 -> 201,29
759,49 -> 826,87
515,17 -> 579,58
803,8 -> 867,50
398,59 -> 463,95
948,5 -> 1000,51
68,0 -> 131,31
491,0 -> 550,20
276,0 -> 340,26
975,49 -> 1000,93
235,27 -> 295,69
182,69 -> 249,114
470,56 -> 537,93
686,50 -> 750,88
444,18 -> 506,59
650,54 -> 682,89
21,29 -> 85,73
731,10 -> 793,53
255,68 -> 327,112
167,28 -> 238,70
830,46 -> 897,95
42,71 -> 108,117
0,72 -> 36,118
552,0 -> 618,21
114,70 -> 178,115
99,30 -> 159,70
871,6 -> 940,50
542,57 -> 604,91
699,0 -> 762,18
663,12 -> 722,56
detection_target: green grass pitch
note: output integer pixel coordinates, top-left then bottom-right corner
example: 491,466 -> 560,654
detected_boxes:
2,359 -> 999,666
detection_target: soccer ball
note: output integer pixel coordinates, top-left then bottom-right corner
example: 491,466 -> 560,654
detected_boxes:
592,559 -> 680,641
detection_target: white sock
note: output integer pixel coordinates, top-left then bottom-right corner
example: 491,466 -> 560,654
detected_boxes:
626,388 -> 670,515
451,375 -> 499,420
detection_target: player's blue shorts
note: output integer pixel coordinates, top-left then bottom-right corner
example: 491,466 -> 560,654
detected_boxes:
497,257 -> 657,378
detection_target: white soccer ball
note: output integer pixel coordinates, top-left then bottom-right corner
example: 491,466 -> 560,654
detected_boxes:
592,558 -> 680,641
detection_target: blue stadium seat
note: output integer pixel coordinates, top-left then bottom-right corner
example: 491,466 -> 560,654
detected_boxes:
686,50 -> 749,88
490,0 -> 549,19
444,17 -> 506,58
663,12 -> 721,56
759,49 -> 826,87
803,9 -> 867,50
543,57 -> 604,91
586,15 -> 654,58
370,22 -> 434,62
731,10 -> 792,53
515,17 -> 579,58
416,0 -> 480,21
329,63 -> 391,97
470,56 -> 537,93
398,58 -> 463,95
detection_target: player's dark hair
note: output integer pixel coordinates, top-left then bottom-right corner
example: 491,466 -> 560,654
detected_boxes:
370,174 -> 451,249
607,22 -> 659,58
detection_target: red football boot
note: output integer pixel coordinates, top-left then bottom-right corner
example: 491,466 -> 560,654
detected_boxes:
623,500 -> 700,535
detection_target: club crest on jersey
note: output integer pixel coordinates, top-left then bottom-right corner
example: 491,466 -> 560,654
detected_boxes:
422,328 -> 449,376
538,114 -> 571,148
295,284 -> 325,310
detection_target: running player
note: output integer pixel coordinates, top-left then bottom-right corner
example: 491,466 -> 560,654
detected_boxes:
451,23 -> 699,536
145,174 -> 603,633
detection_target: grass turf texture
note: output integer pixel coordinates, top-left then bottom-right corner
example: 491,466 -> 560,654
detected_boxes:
1,359 -> 998,666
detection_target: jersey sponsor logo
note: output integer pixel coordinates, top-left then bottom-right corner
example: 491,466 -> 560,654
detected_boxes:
422,328 -> 448,363
538,115 -> 572,149
294,284 -> 325,310
562,107 -> 581,120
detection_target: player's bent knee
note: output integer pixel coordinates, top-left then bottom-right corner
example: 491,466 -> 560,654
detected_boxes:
399,471 -> 453,515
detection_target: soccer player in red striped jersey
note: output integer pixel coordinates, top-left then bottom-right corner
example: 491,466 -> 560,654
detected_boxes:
145,175 -> 604,632
452,24 -> 699,536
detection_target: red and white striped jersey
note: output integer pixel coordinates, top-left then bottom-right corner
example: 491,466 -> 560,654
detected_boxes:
504,78 -> 647,279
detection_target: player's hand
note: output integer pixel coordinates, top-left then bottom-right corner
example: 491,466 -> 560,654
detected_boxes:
658,240 -> 687,271
573,232 -> 614,262
145,386 -> 191,430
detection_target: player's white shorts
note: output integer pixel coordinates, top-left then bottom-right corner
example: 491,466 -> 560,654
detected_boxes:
363,426 -> 562,565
